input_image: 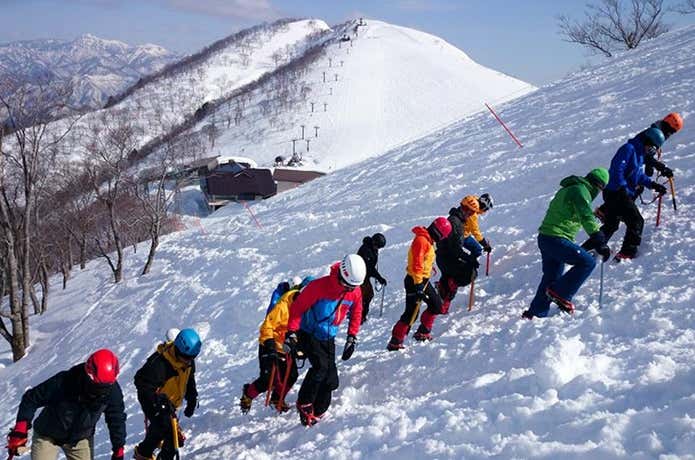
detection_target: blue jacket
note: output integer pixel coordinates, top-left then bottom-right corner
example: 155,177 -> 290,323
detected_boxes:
287,263 -> 362,341
605,136 -> 654,197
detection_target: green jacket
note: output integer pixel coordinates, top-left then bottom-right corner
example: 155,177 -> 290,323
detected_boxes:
538,175 -> 601,241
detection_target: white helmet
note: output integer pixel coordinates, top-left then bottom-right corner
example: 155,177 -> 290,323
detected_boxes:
165,328 -> 181,343
339,254 -> 366,287
291,276 -> 302,288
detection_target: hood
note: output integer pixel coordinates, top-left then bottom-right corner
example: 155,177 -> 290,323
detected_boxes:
559,175 -> 600,200
157,342 -> 191,372
412,226 -> 433,243
362,236 -> 372,245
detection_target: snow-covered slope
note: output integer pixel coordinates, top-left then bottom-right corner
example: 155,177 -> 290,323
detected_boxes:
26,19 -> 330,162
2,24 -> 695,460
0,34 -> 178,109
193,19 -> 535,171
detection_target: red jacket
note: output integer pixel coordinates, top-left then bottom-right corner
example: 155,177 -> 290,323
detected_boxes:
287,263 -> 362,340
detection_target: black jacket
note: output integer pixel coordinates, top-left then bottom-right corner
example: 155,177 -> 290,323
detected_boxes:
357,237 -> 384,282
436,207 -> 476,271
16,364 -> 126,449
134,346 -> 197,419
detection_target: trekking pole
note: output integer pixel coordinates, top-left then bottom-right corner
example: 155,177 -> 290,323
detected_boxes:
171,416 -> 181,460
6,446 -> 29,459
598,260 -> 605,309
379,285 -> 386,318
467,278 -> 475,312
485,251 -> 491,277
264,361 -> 277,407
276,354 -> 293,412
668,177 -> 677,211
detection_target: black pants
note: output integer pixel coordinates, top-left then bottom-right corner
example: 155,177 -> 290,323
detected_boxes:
360,280 -> 375,323
399,276 -> 442,325
137,408 -> 176,459
296,331 -> 338,416
436,254 -> 477,303
251,345 -> 298,398
598,189 -> 644,256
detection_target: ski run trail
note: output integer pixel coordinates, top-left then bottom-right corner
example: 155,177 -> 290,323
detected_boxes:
2,21 -> 695,460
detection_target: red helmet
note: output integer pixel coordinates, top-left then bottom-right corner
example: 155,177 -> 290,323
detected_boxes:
428,217 -> 452,242
663,112 -> 683,133
85,349 -> 120,384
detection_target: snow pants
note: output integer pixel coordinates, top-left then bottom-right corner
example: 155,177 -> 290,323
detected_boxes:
528,234 -> 596,317
136,411 -> 177,460
296,331 -> 338,416
246,345 -> 298,401
390,275 -> 443,343
31,434 -> 93,460
359,279 -> 375,323
436,254 -> 477,311
597,189 -> 644,257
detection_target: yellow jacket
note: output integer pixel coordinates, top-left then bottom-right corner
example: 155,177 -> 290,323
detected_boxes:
463,212 -> 484,242
158,343 -> 193,408
259,289 -> 299,352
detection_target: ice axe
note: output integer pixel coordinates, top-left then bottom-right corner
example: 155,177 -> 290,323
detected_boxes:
264,361 -> 277,407
171,416 -> 181,460
668,177 -> 677,211
378,285 -> 386,318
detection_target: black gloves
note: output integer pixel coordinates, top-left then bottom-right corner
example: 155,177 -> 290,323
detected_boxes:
153,393 -> 174,420
341,335 -> 357,361
585,231 -> 611,262
184,398 -> 197,418
480,238 -> 492,253
659,166 -> 673,178
283,331 -> 298,354
649,182 -> 668,195
376,275 -> 387,286
415,283 -> 427,301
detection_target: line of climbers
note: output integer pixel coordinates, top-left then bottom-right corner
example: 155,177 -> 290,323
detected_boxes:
4,113 -> 683,458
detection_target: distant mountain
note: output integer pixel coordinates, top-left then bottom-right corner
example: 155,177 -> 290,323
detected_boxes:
0,34 -> 179,109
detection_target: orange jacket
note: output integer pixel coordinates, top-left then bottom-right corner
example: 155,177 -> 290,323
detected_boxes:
406,226 -> 435,284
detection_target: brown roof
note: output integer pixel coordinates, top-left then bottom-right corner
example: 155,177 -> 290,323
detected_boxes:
272,168 -> 325,183
205,168 -> 276,198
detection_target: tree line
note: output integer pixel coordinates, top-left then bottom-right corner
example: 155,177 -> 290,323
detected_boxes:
0,82 -> 198,362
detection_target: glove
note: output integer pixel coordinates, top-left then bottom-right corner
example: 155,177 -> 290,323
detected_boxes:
283,331 -> 298,355
583,231 -> 606,251
480,238 -> 492,253
377,275 -> 387,286
261,338 -> 278,361
649,182 -> 667,195
415,283 -> 427,301
111,447 -> 125,460
184,398 -> 196,418
596,244 -> 611,263
341,335 -> 357,361
6,420 -> 28,455
153,393 -> 175,420
659,166 -> 673,178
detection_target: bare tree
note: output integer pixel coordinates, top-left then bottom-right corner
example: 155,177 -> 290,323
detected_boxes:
675,0 -> 695,12
558,0 -> 670,57
130,138 -> 191,275
0,82 -> 79,361
84,109 -> 143,283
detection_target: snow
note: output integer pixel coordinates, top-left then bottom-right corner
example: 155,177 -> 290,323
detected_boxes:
2,21 -> 695,460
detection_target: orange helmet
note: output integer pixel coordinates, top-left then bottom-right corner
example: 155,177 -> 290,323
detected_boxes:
663,112 -> 683,133
460,195 -> 480,214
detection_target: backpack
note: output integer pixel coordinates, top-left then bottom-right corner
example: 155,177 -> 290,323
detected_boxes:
266,282 -> 291,315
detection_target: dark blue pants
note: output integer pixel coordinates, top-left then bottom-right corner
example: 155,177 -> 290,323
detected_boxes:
528,234 -> 596,317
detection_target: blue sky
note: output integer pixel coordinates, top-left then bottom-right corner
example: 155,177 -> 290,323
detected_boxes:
2,0 -> 694,85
